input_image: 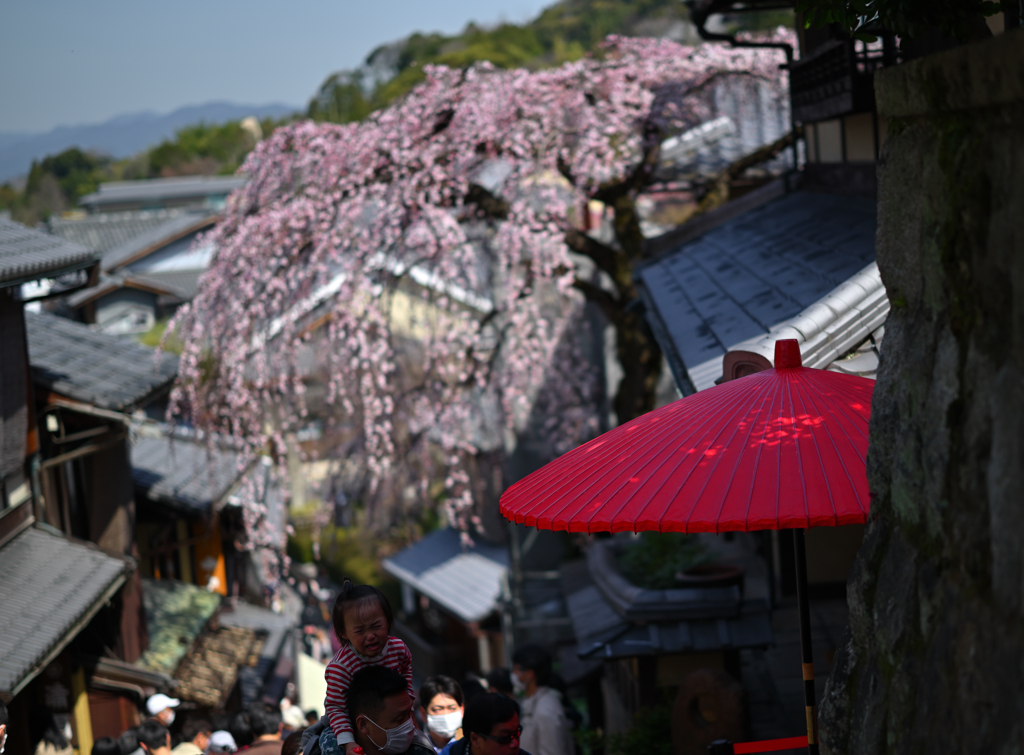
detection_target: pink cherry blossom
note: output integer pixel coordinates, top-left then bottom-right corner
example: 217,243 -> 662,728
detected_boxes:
168,33 -> 792,536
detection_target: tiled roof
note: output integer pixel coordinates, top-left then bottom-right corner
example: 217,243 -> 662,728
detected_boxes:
25,311 -> 178,411
560,558 -> 772,660
638,190 -> 877,393
0,218 -> 98,287
136,578 -> 222,675
135,269 -> 204,301
723,262 -> 888,376
131,432 -> 245,513
0,527 -> 131,697
49,209 -> 190,255
382,528 -> 509,623
65,269 -> 202,308
101,211 -> 214,272
80,176 -> 247,209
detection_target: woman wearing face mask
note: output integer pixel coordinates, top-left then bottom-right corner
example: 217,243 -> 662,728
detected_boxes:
417,677 -> 464,754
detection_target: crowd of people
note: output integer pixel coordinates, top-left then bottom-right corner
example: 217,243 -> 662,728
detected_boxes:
0,580 -> 576,755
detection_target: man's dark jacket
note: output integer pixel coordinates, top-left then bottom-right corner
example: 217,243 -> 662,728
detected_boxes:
301,719 -> 433,755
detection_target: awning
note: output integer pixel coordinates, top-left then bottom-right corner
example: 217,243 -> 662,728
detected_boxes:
131,431 -> 245,514
638,189 -> 879,393
382,528 -> 509,624
0,527 -> 132,699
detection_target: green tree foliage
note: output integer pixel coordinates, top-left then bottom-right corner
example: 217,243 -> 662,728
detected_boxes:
308,0 -> 720,124
0,183 -> 18,211
795,0 -> 1001,40
618,532 -> 709,589
8,147 -> 110,223
4,115 -> 293,224
148,118 -> 283,177
26,148 -> 107,204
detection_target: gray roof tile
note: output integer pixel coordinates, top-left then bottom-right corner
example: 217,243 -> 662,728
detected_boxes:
0,219 -> 98,287
383,528 -> 508,623
25,311 -> 178,411
639,190 -> 877,392
131,432 -> 244,512
101,211 -> 214,272
49,209 -> 190,255
0,527 -> 130,696
80,176 -> 247,209
560,559 -> 773,660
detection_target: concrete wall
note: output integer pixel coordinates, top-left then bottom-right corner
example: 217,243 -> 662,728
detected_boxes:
818,31 -> 1024,754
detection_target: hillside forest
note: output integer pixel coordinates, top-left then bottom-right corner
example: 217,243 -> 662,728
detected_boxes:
0,0 -> 791,225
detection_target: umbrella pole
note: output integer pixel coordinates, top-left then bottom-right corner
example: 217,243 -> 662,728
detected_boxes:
794,528 -> 819,755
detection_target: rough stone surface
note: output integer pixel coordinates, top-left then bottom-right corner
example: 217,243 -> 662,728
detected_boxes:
818,32 -> 1024,755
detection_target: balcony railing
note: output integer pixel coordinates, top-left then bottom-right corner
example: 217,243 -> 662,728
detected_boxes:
789,36 -> 900,122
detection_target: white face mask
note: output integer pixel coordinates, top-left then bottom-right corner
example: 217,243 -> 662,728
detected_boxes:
162,710 -> 176,726
427,711 -> 462,739
366,717 -> 415,755
511,672 -> 525,695
1,725 -> 7,754
63,723 -> 73,742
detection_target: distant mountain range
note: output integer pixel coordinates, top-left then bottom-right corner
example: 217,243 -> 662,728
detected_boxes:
0,101 -> 298,183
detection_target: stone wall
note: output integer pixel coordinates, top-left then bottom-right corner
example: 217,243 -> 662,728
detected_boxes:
818,32 -> 1024,754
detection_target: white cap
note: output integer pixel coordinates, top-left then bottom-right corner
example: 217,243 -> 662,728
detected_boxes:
146,693 -> 180,715
206,731 -> 237,754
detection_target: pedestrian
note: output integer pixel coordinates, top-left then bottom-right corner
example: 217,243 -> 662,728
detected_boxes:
30,710 -> 72,755
93,738 -> 122,755
138,721 -> 173,755
229,713 -> 254,751
438,692 -> 529,755
281,731 -> 305,755
146,696 -> 181,728
511,646 -> 572,755
484,670 -> 514,700
321,582 -> 414,755
418,677 -> 464,754
321,666 -> 431,755
118,728 -> 142,755
206,732 -> 237,755
0,701 -> 8,755
172,718 -> 212,755
245,703 -> 284,755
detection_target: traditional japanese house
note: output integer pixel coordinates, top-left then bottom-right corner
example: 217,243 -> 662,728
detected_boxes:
0,219 -> 163,754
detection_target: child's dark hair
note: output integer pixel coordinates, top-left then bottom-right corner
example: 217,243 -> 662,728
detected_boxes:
332,580 -> 394,643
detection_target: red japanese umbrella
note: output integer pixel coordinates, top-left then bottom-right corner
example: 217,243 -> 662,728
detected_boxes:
500,340 -> 874,755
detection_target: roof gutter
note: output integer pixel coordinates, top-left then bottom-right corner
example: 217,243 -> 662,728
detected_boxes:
8,259 -> 100,302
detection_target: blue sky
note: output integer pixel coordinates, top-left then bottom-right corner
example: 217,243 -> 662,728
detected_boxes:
0,0 -> 552,133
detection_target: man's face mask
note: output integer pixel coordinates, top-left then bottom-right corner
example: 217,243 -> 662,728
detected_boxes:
365,717 -> 415,755
427,711 -> 462,739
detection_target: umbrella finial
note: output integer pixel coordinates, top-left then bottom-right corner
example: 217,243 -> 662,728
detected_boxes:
775,339 -> 803,368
